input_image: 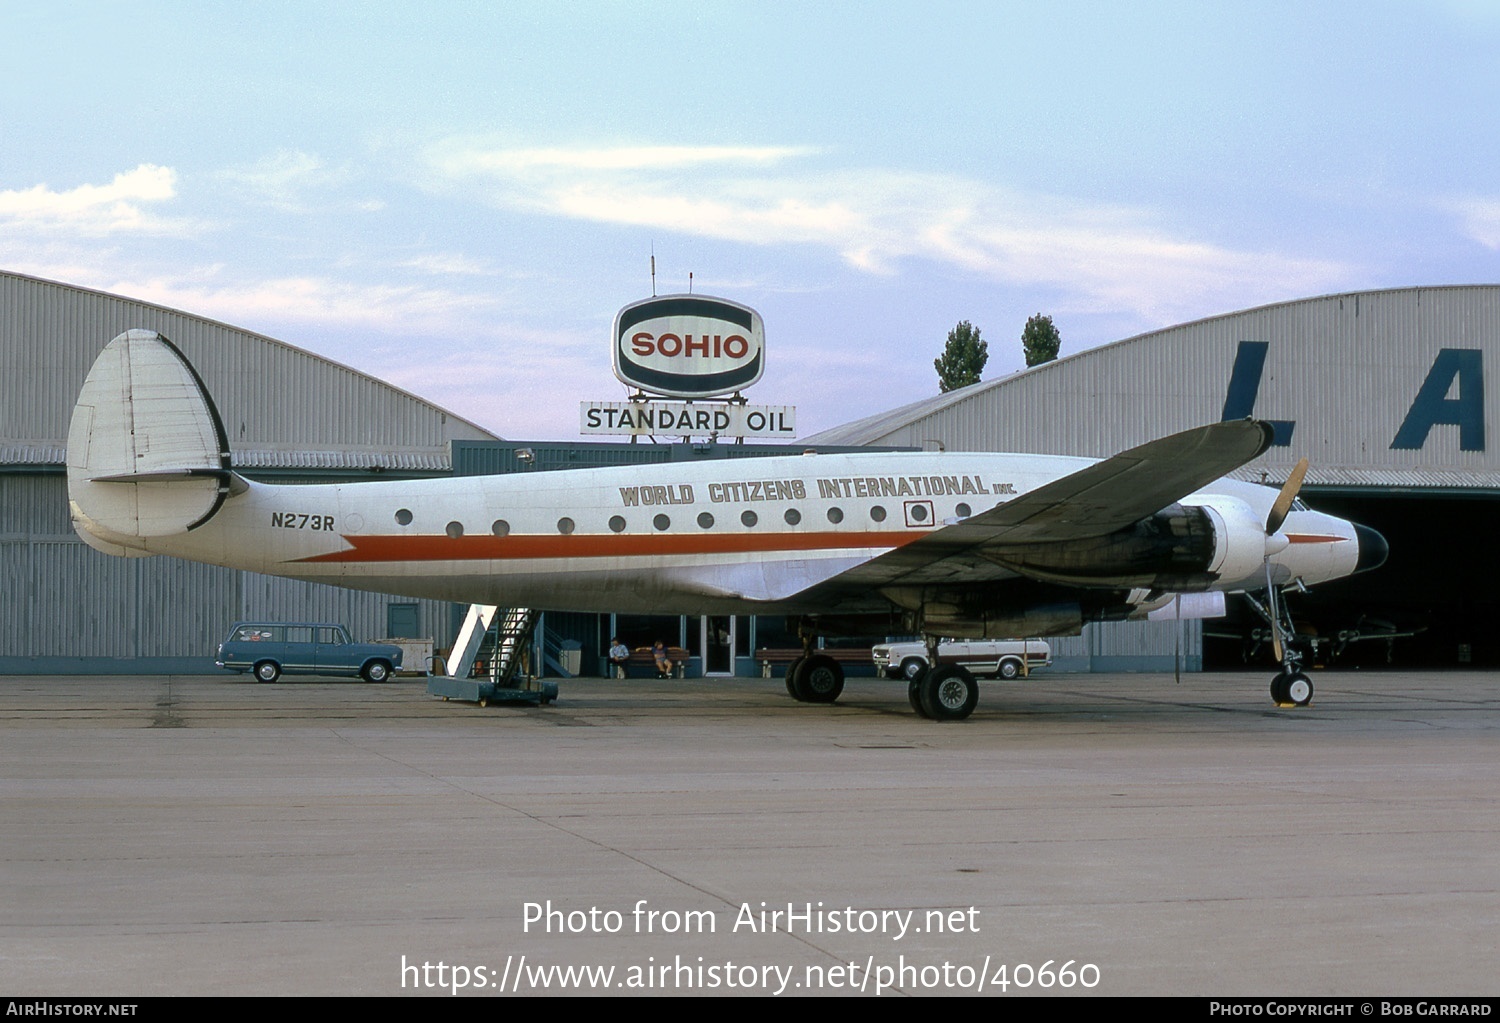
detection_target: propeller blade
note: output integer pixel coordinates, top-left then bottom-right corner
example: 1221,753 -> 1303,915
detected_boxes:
1265,457 -> 1310,535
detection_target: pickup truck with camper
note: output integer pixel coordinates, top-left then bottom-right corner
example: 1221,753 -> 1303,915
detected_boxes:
872,638 -> 1052,681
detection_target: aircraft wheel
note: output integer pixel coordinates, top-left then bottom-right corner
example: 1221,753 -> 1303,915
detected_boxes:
785,657 -> 806,700
361,660 -> 391,683
253,660 -> 281,683
1270,672 -> 1291,704
908,675 -> 932,718
1285,672 -> 1314,706
793,654 -> 844,703
998,658 -> 1021,680
901,657 -> 927,681
919,665 -> 978,721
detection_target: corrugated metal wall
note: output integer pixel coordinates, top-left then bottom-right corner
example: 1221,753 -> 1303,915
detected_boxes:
810,286 -> 1500,487
802,287 -> 1500,668
0,476 -> 453,672
1,270 -> 497,465
1,270 -> 494,673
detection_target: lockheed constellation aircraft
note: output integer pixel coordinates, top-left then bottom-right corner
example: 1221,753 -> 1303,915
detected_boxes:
67,330 -> 1387,719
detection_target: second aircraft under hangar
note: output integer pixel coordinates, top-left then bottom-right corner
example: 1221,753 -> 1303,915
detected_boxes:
66,330 -> 1386,719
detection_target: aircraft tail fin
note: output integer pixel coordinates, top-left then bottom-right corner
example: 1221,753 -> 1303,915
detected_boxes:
67,330 -> 240,553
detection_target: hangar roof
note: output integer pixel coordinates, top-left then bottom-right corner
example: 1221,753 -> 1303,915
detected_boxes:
809,286 -> 1500,491
1,270 -> 498,472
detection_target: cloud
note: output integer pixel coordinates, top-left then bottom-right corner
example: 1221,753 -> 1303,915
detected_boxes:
431,143 -> 817,175
1442,196 -> 1500,250
101,269 -> 505,341
217,149 -> 381,213
0,164 -> 194,235
400,251 -> 494,276
423,141 -> 1356,323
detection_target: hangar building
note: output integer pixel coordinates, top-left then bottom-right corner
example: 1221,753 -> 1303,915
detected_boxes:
9,273 -> 1491,675
809,285 -> 1500,668
1,270 -> 497,673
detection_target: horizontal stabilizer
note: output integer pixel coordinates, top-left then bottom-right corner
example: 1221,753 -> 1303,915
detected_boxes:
67,330 -> 234,545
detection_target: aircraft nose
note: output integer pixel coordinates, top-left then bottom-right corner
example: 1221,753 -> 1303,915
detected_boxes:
1354,524 -> 1388,574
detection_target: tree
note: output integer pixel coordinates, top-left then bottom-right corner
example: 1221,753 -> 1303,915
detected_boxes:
934,320 -> 988,393
1022,313 -> 1061,367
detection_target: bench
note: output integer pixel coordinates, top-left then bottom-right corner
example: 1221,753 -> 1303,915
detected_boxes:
754,647 -> 872,678
611,646 -> 689,679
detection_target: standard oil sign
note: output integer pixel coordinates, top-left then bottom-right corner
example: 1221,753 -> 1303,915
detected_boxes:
613,295 -> 765,398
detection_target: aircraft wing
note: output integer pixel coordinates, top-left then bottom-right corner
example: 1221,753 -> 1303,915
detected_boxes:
806,419 -> 1273,596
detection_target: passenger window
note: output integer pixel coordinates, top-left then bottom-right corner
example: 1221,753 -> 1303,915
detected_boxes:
558,517 -> 575,535
395,509 -> 413,526
784,509 -> 802,526
827,507 -> 844,523
697,512 -> 714,529
492,520 -> 510,536
609,515 -> 627,533
741,510 -> 758,527
870,506 -> 887,522
653,514 -> 671,531
445,521 -> 464,538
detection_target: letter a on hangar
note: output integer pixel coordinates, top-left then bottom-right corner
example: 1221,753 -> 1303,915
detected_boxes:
613,294 -> 766,398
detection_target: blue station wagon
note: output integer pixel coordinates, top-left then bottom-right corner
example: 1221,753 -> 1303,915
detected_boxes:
216,623 -> 404,683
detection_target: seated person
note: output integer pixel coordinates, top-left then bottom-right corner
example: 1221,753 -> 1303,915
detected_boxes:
652,640 -> 674,678
608,637 -> 631,678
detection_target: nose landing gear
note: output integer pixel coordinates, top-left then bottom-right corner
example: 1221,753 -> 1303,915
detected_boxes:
1246,581 -> 1314,708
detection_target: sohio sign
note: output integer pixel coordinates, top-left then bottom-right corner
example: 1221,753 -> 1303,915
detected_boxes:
613,295 -> 765,398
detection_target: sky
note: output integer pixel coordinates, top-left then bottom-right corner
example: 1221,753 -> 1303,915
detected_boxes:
3,1 -> 1499,440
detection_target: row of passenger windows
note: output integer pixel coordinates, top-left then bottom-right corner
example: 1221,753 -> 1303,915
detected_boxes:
396,503 -> 976,535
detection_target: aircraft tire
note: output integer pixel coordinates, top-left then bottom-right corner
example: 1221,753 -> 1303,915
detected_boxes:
908,676 -> 932,718
1272,669 -> 1308,702
253,660 -> 280,683
793,655 -> 844,703
1270,673 -> 1286,704
919,665 -> 978,721
1286,672 -> 1313,706
785,657 -> 807,700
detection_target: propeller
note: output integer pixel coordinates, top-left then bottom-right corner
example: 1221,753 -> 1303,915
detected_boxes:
1265,457 -> 1309,536
1261,457 -> 1309,664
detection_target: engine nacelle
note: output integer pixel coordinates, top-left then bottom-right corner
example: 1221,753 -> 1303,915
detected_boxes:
1193,496 -> 1268,589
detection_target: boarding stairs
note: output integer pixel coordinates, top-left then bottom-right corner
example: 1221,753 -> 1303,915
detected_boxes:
425,604 -> 558,706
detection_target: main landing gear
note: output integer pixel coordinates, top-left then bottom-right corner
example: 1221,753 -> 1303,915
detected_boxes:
785,649 -> 845,704
909,664 -> 979,720
784,627 -> 976,720
905,635 -> 978,721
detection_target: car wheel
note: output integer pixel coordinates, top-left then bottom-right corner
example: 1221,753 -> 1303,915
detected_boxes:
998,658 -> 1021,680
901,657 -> 927,681
253,660 -> 280,683
361,660 -> 391,683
